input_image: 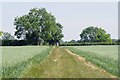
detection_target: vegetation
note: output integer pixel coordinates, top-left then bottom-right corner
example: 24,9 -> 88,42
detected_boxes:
1,32 -> 15,40
60,42 -> 120,46
14,8 -> 63,45
66,46 -> 118,77
1,18 -> 119,46
1,40 -> 28,46
1,46 -> 118,78
1,46 -> 52,78
1,7 -> 119,78
0,31 -> 3,36
73,46 -> 118,60
21,47 -> 114,78
80,26 -> 112,42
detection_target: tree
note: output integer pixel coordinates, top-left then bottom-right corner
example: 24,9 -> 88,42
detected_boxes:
0,31 -> 3,40
1,32 -> 15,40
80,26 -> 112,42
14,8 -> 63,45
69,39 -> 76,43
0,31 -> 3,36
47,23 -> 63,45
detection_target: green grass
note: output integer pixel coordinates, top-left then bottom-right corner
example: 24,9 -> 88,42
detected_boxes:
66,45 -> 118,77
2,46 -> 50,67
1,46 -> 52,78
0,47 -> 2,79
73,45 -> 118,61
21,47 -> 113,78
1,45 -> 118,78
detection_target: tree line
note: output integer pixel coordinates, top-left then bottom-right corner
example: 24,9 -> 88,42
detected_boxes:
60,27 -> 120,46
0,8 -> 119,46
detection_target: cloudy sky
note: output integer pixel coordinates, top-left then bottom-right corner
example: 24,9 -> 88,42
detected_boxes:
0,1 -> 118,41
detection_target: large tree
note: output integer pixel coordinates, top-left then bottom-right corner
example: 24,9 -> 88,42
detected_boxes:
80,26 -> 112,42
14,8 -> 63,45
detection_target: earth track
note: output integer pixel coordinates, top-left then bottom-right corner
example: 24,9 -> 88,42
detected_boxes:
21,47 -> 117,78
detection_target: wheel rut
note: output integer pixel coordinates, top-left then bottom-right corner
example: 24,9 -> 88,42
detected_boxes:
21,47 -> 117,78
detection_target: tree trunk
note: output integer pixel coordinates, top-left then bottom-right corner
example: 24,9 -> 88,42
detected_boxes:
57,42 -> 59,46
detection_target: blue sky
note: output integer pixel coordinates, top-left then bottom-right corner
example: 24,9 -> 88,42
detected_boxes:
0,2 -> 118,41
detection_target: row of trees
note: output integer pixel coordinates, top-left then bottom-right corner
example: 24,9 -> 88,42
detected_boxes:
0,7 -> 119,46
61,39 -> 120,46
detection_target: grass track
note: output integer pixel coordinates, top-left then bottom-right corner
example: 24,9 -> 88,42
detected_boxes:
66,46 -> 118,77
21,47 -> 115,78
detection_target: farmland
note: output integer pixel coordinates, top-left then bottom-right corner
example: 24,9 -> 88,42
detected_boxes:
68,45 -> 118,60
1,45 -> 118,78
66,45 -> 118,76
1,3 -> 119,79
1,46 -> 52,78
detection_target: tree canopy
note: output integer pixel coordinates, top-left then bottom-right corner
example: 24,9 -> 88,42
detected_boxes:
14,8 -> 63,45
0,31 -> 3,36
1,32 -> 15,40
80,26 -> 112,42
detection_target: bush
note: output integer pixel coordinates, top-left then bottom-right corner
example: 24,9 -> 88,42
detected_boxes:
1,40 -> 28,46
1,40 -> 120,46
60,42 -> 119,46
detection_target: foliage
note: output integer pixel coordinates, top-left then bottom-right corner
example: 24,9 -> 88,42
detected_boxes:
80,26 -> 112,42
1,40 -> 28,46
69,39 -> 76,43
0,31 -> 3,36
1,32 -> 15,40
60,42 -> 119,46
14,8 -> 63,45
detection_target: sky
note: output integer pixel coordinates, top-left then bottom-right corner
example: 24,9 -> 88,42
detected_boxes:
0,2 -> 118,41
0,0 -> 119,2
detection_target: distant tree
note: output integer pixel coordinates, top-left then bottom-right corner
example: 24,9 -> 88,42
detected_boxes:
80,26 -> 112,42
76,40 -> 81,43
69,39 -> 76,43
59,39 -> 64,44
2,32 -> 15,40
0,31 -> 3,36
14,8 -> 63,45
117,39 -> 120,42
0,31 -> 3,40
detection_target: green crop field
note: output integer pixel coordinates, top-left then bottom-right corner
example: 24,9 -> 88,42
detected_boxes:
0,45 -> 119,78
66,45 -> 118,77
1,3 -> 120,79
2,46 -> 50,67
1,46 -> 52,78
71,45 -> 118,60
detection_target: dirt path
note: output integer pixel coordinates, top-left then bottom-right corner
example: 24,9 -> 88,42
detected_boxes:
21,47 -> 116,78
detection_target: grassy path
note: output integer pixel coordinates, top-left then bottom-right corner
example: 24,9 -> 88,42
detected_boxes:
21,47 -> 116,78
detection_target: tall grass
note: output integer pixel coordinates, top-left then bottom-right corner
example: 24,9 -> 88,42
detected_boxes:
1,46 -> 52,78
66,46 -> 118,77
